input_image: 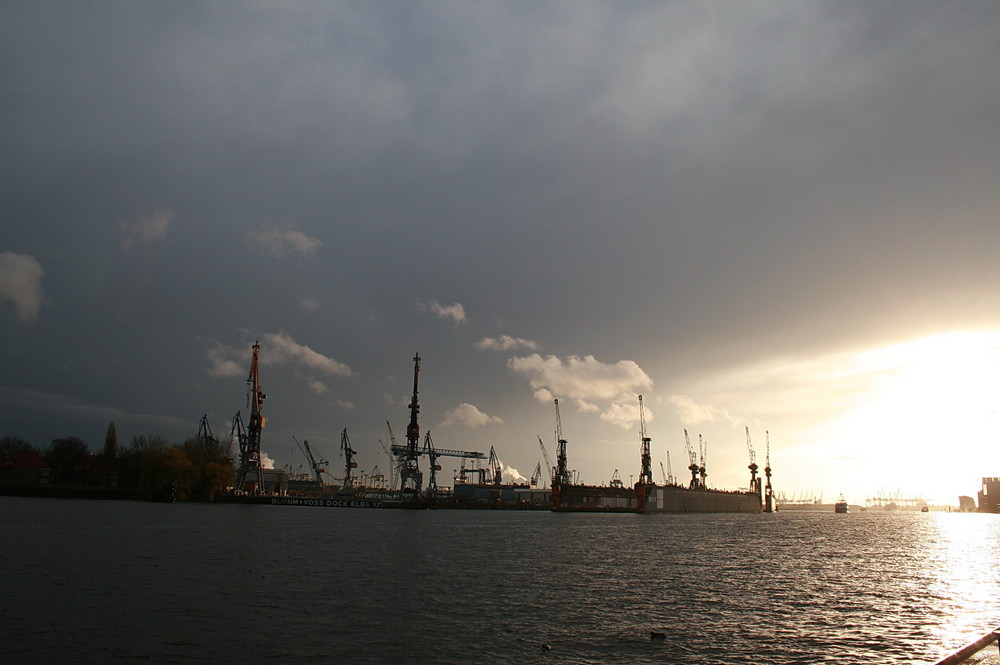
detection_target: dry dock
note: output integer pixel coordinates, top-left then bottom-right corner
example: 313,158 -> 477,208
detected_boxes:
932,629 -> 1000,665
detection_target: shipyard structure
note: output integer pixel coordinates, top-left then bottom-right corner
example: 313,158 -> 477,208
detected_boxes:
549,396 -> 769,514
220,342 -> 775,513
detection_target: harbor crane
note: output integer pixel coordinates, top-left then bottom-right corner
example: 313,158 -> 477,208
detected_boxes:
396,353 -> 424,494
234,341 -> 266,493
293,435 -> 329,485
553,399 -> 570,487
637,395 -> 654,485
422,432 -> 442,493
764,430 -> 775,513
684,429 -> 701,489
665,450 -> 675,485
537,436 -> 554,487
745,426 -> 760,497
487,446 -> 502,486
698,435 -> 708,488
530,462 -> 542,487
196,414 -> 219,447
340,429 -> 357,489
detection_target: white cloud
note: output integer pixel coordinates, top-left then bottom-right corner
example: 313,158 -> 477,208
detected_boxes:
335,399 -> 355,410
419,299 -> 466,323
601,400 -> 646,430
245,221 -> 321,258
206,332 -> 352,379
299,296 -> 322,311
440,402 -> 503,428
120,209 -> 173,249
205,342 -> 245,378
666,394 -> 739,426
475,335 -> 540,351
308,380 -> 329,395
0,252 -> 44,322
261,331 -> 352,376
508,354 -> 653,423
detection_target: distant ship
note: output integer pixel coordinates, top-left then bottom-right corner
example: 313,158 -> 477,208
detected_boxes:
835,495 -> 849,513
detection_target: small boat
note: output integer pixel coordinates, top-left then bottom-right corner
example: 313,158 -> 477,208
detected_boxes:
834,495 -> 849,513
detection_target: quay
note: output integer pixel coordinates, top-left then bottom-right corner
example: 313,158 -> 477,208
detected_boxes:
933,629 -> 1000,665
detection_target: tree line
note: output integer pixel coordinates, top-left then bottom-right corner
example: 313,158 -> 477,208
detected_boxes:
0,421 -> 234,501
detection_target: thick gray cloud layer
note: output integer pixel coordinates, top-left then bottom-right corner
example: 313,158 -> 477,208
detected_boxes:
3,2 -> 999,499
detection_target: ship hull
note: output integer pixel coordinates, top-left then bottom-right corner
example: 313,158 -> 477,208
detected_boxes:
214,492 -> 430,509
553,483 -> 762,513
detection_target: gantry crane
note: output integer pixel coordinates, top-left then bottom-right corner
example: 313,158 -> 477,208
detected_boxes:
637,395 -> 654,485
665,450 -> 675,485
529,462 -> 542,487
764,430 -> 775,513
487,445 -> 502,486
698,435 -> 708,488
745,426 -> 760,497
684,429 -> 700,489
397,353 -> 424,494
234,341 -> 266,493
293,435 -> 329,485
553,399 -> 570,487
537,435 -> 554,487
340,429 -> 357,489
422,431 -> 442,494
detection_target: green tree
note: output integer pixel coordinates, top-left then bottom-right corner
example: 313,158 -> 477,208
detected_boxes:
0,436 -> 36,456
103,421 -> 119,459
44,437 -> 91,484
183,433 -> 235,500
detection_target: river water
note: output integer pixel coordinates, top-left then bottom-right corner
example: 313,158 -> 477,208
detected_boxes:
3,496 -> 999,664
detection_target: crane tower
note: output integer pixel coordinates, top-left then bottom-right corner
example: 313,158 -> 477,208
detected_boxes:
637,395 -> 654,485
234,341 -> 266,493
746,426 -> 761,497
397,353 -> 424,494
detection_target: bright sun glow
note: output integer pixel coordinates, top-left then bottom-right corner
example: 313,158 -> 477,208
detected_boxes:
811,330 -> 1000,504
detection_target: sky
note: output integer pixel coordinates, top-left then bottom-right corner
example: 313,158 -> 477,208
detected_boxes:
3,1 -> 1000,506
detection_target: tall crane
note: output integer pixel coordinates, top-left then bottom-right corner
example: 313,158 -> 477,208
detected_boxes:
665,450 -> 675,485
764,430 -> 775,513
538,436 -> 554,487
698,435 -> 708,488
487,445 -> 502,486
422,432 -> 441,494
745,426 -> 760,497
340,429 -> 357,489
637,395 -> 654,486
397,353 -> 424,494
553,399 -> 570,487
684,429 -> 700,489
530,462 -> 542,487
235,341 -> 266,493
293,435 -> 329,485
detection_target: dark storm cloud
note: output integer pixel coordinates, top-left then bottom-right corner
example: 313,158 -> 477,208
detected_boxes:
2,2 -> 1000,499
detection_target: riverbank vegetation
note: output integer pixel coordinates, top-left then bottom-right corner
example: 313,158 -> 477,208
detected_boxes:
0,421 -> 234,501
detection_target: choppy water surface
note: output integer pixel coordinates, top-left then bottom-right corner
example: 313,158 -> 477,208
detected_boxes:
3,497 -> 999,664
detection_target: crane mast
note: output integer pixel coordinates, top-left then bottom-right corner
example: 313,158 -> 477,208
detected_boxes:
340,428 -> 357,489
698,435 -> 708,488
488,445 -> 502,486
235,341 -> 266,493
637,395 -> 654,486
537,436 -> 554,487
553,399 -> 570,487
746,426 -> 760,497
764,430 -> 775,513
684,429 -> 700,489
422,431 -> 441,495
397,353 -> 424,494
